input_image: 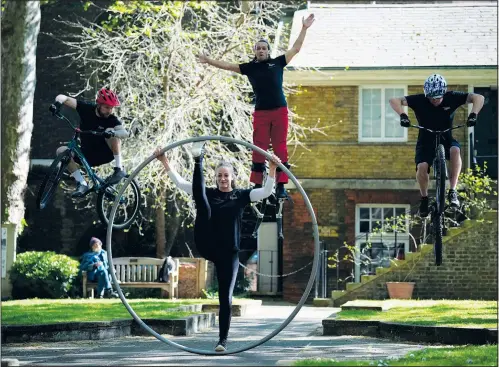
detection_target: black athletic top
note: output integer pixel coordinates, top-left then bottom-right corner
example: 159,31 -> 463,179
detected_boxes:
204,188 -> 252,252
76,100 -> 121,147
239,55 -> 287,110
405,91 -> 468,142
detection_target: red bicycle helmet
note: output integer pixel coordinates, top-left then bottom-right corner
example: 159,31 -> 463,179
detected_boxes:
96,88 -> 121,107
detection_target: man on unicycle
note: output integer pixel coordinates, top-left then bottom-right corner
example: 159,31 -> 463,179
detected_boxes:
389,74 -> 484,217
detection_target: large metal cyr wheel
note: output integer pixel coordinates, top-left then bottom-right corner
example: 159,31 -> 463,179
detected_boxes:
105,136 -> 320,356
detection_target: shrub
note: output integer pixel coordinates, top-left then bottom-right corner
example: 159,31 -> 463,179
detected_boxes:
10,251 -> 80,299
458,162 -> 497,219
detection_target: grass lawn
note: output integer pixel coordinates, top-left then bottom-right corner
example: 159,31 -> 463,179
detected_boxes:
294,345 -> 498,366
1,298 -> 214,325
336,300 -> 497,328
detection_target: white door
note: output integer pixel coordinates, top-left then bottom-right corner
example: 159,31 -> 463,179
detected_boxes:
257,222 -> 278,293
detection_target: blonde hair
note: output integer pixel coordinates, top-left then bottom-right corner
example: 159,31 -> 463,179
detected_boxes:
215,161 -> 237,189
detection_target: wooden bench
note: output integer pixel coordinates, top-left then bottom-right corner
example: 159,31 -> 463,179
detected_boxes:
82,257 -> 179,299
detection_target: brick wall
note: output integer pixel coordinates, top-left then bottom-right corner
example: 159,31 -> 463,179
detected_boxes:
280,82 -> 472,301
333,212 -> 498,304
344,189 -> 421,246
282,187 -> 422,301
287,84 -> 470,179
282,191 -> 315,302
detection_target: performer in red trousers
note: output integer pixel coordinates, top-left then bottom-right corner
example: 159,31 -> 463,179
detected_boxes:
197,13 -> 315,198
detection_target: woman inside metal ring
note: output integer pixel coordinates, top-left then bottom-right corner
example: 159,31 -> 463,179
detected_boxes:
154,142 -> 280,352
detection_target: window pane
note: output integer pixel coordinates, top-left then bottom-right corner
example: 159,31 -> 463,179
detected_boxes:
360,208 -> 370,219
362,118 -> 371,138
371,92 -> 382,138
362,89 -> 381,138
371,207 -> 382,219
383,208 -> 394,220
357,206 -> 409,236
362,89 -> 372,138
385,88 -> 405,138
395,208 -> 408,232
370,243 -> 385,259
395,208 -> 406,218
359,221 -> 370,233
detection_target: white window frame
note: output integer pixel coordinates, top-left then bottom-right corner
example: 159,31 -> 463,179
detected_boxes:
358,85 -> 409,143
354,204 -> 410,283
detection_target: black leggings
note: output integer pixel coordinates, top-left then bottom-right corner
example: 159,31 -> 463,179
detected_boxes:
192,157 -> 239,341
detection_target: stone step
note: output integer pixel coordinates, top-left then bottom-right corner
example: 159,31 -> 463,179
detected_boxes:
346,282 -> 362,291
375,267 -> 390,275
331,290 -> 345,300
446,226 -> 464,237
404,252 -> 418,261
313,298 -> 333,307
340,300 -> 386,311
360,275 -> 377,283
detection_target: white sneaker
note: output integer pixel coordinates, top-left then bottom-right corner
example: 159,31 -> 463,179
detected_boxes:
191,141 -> 205,158
215,339 -> 227,352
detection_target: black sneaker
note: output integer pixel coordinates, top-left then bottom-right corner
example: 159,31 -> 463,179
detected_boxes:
106,167 -> 126,185
419,196 -> 429,217
71,183 -> 89,198
448,189 -> 460,208
276,183 -> 288,199
215,338 -> 227,352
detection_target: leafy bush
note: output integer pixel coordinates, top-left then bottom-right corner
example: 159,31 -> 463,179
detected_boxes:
10,251 -> 80,299
458,162 -> 497,219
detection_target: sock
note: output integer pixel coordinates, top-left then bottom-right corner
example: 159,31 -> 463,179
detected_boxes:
114,154 -> 122,169
71,171 -> 87,186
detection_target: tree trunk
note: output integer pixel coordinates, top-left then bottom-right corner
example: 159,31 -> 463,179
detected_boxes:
156,192 -> 182,259
155,195 -> 166,259
1,0 -> 41,225
164,197 -> 182,258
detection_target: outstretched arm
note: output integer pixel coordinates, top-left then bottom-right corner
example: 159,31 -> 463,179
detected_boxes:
197,54 -> 241,74
154,148 -> 193,195
285,14 -> 315,64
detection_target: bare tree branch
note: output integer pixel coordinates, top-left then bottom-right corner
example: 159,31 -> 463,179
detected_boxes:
54,1 -> 325,220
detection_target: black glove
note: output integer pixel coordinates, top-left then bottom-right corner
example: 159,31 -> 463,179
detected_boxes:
467,112 -> 477,127
103,130 -> 115,139
400,113 -> 410,128
49,101 -> 62,115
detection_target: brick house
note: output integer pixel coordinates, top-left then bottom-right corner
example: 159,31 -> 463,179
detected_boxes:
281,2 -> 497,301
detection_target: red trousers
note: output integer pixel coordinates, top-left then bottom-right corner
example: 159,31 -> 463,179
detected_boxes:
250,107 -> 289,185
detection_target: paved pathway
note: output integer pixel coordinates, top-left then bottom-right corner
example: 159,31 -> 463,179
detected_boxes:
3,303 -> 435,366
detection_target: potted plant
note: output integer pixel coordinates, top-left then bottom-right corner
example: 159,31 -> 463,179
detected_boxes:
386,280 -> 415,299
